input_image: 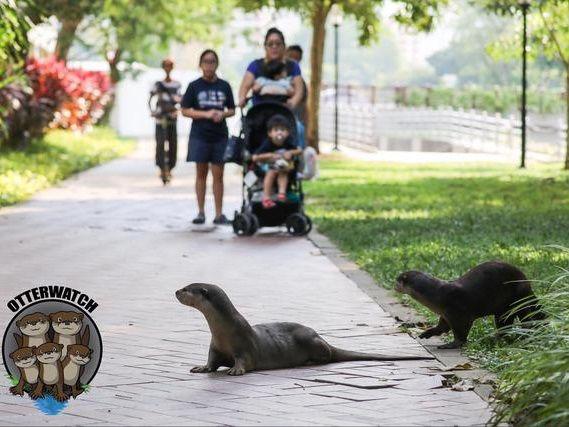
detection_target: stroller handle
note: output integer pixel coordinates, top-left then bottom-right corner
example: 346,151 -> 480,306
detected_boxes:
239,96 -> 253,113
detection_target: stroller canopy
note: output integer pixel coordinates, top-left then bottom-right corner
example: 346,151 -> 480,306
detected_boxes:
243,101 -> 298,153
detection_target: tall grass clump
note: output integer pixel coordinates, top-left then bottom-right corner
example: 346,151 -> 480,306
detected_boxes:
492,250 -> 569,426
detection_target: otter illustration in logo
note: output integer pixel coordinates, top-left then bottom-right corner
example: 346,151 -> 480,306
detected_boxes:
13,312 -> 50,348
31,342 -> 67,402
9,347 -> 39,396
63,344 -> 92,398
50,311 -> 90,360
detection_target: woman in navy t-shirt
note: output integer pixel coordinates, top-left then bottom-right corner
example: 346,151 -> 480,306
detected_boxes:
181,49 -> 235,225
237,27 -> 304,109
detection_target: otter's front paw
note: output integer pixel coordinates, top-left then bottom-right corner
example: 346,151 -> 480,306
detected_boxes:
9,386 -> 23,396
227,366 -> 246,376
54,391 -> 69,402
30,390 -> 43,400
419,330 -> 434,339
191,366 -> 212,373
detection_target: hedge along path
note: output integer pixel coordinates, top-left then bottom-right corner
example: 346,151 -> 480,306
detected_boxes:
0,127 -> 134,207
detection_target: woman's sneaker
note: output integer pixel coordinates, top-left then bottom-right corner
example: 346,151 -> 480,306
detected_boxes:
213,214 -> 231,225
192,213 -> 206,224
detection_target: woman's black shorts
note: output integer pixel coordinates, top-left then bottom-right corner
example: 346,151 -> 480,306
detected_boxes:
187,137 -> 227,164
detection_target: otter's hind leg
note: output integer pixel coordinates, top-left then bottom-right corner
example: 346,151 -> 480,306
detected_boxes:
419,317 -> 450,339
300,335 -> 333,365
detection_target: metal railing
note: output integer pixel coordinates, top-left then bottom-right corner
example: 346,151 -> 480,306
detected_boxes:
319,85 -> 566,159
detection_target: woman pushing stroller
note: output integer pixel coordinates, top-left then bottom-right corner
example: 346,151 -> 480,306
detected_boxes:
229,26 -> 312,236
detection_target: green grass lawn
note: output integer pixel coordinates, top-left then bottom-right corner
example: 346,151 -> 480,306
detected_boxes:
306,155 -> 569,425
0,126 -> 134,207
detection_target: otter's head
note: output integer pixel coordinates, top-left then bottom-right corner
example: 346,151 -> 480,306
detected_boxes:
10,347 -> 37,368
67,344 -> 92,365
16,312 -> 50,337
175,283 -> 232,314
395,271 -> 437,296
34,342 -> 63,364
50,311 -> 83,335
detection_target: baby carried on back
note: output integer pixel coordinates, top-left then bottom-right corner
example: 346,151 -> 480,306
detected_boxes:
252,60 -> 295,102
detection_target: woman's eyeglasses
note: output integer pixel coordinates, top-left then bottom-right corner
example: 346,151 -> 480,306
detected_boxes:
265,41 -> 284,48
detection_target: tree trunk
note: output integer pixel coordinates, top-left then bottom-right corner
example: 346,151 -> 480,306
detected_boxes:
99,49 -> 122,125
565,67 -> 569,170
54,17 -> 81,61
107,49 -> 122,84
306,1 -> 329,152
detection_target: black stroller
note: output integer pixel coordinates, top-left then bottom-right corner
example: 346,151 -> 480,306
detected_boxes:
231,101 -> 312,236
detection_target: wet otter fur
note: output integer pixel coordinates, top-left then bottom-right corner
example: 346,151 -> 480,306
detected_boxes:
176,283 -> 433,375
396,261 -> 546,349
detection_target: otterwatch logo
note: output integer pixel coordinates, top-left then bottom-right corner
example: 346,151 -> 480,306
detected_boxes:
2,285 -> 102,415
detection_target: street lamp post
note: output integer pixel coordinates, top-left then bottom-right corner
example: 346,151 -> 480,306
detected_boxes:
331,5 -> 343,151
519,0 -> 530,168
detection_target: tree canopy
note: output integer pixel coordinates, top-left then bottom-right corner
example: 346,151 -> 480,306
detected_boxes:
239,0 -> 449,149
28,0 -> 231,81
1,0 -> 32,87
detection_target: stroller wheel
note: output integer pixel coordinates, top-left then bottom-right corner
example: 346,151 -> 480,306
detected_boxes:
248,214 -> 259,235
286,213 -> 309,236
233,213 -> 252,236
305,215 -> 312,234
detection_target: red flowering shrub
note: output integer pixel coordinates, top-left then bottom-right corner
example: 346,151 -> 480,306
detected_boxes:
0,84 -> 54,149
25,56 -> 111,131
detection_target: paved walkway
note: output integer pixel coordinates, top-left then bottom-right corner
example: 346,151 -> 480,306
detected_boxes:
0,141 -> 492,425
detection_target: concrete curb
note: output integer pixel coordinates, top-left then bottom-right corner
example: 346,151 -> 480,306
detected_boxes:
308,228 -> 497,405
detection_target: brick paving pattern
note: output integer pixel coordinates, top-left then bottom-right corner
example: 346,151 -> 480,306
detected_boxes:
0,141 -> 493,425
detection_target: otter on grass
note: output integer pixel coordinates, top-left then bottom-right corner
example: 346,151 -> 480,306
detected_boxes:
176,283 -> 433,376
395,261 -> 546,349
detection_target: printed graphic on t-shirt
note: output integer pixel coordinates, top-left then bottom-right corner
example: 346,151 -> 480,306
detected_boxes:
197,90 -> 227,110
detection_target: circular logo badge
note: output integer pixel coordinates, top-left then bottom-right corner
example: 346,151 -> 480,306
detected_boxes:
2,299 -> 102,408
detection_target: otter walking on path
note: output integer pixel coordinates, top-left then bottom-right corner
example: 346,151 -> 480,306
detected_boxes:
396,261 -> 546,349
176,283 -> 433,376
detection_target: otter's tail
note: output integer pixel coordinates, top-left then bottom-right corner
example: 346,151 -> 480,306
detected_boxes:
330,346 -> 434,362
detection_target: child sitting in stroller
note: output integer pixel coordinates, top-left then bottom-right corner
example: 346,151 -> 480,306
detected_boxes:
251,114 -> 302,209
